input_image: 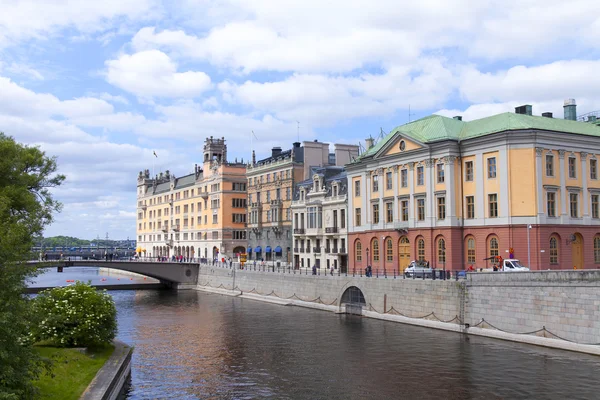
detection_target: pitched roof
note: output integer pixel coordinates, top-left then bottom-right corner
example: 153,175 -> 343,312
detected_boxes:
358,112 -> 600,160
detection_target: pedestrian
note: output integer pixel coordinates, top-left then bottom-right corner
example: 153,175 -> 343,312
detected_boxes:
330,266 -> 334,276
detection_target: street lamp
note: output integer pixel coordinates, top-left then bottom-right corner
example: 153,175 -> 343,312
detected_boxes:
527,224 -> 532,269
366,247 -> 370,267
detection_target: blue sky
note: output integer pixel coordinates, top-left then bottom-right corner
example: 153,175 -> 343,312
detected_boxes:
1,0 -> 599,240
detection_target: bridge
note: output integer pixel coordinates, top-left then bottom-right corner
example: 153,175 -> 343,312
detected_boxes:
35,260 -> 199,289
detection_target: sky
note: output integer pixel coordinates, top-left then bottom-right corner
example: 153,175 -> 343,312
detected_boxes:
1,0 -> 600,240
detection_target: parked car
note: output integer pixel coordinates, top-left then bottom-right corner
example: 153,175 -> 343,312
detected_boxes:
500,259 -> 530,271
404,260 -> 432,278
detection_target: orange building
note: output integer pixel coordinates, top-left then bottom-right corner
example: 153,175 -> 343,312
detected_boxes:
347,100 -> 600,272
136,137 -> 247,261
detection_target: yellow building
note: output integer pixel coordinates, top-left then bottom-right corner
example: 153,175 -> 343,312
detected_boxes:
347,100 -> 600,272
136,137 -> 247,261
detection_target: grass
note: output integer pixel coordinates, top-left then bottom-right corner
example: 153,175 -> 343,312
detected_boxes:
34,344 -> 115,400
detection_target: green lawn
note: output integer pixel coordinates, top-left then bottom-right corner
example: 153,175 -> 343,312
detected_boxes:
34,344 -> 115,400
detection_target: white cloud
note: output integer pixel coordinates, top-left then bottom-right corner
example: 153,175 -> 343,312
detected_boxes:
105,50 -> 212,98
97,92 -> 130,105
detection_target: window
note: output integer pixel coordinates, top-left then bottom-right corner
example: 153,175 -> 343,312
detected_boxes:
307,206 -> 322,229
488,194 -> 498,218
356,241 -> 362,262
417,198 -> 425,221
438,238 -> 446,264
401,169 -> 408,187
286,187 -> 291,200
212,214 -> 218,224
437,164 -> 445,183
568,157 -> 577,179
593,194 -> 599,219
549,236 -> 558,264
372,239 -> 379,262
570,193 -> 578,218
487,157 -> 497,178
386,171 -> 392,190
372,175 -> 379,192
386,202 -> 393,223
386,238 -> 393,262
417,238 -> 425,261
341,209 -> 346,228
466,196 -> 475,219
467,237 -> 475,263
266,191 -> 271,202
547,192 -> 556,217
591,159 -> 598,180
437,197 -> 446,220
372,203 -> 380,224
417,166 -> 424,185
355,208 -> 361,226
546,155 -> 554,177
465,161 -> 474,181
595,236 -> 600,264
401,200 -> 409,221
355,180 -> 361,196
489,237 -> 499,258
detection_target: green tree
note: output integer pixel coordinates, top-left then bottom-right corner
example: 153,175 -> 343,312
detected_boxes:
0,133 -> 65,399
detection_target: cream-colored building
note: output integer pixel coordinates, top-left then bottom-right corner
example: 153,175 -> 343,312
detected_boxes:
136,137 -> 248,261
291,166 -> 349,272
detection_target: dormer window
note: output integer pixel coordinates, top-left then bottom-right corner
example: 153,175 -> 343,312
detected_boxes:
300,188 -> 305,201
332,183 -> 338,197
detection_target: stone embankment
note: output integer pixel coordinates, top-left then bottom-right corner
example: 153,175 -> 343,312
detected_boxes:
80,340 -> 132,400
195,265 -> 600,356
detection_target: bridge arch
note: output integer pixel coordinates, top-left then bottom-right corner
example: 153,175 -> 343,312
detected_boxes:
339,285 -> 367,315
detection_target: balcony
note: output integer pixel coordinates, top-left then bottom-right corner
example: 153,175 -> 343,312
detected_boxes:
270,199 -> 283,206
165,239 -> 173,247
325,247 -> 331,253
293,247 -> 299,252
299,247 -> 305,253
325,227 -> 338,234
293,228 -> 305,234
332,247 -> 339,254
161,226 -> 168,233
200,191 -> 209,199
313,247 -> 321,253
250,202 -> 262,209
339,247 -> 347,254
140,204 -> 147,211
172,225 -> 180,232
248,220 -> 262,228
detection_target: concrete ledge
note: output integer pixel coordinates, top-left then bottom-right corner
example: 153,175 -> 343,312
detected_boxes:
80,340 -> 133,400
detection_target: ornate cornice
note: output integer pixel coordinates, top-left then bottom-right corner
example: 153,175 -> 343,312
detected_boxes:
535,147 -> 544,157
581,152 -> 588,161
558,149 -> 566,159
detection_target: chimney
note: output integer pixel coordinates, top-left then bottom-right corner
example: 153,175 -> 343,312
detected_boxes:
293,142 -> 301,148
542,112 -> 553,118
252,150 -> 256,165
453,116 -> 462,121
515,105 -> 532,116
271,147 -> 282,157
365,137 -> 374,149
564,99 -> 577,121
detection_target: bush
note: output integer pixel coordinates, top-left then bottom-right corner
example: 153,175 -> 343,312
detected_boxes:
31,282 -> 117,347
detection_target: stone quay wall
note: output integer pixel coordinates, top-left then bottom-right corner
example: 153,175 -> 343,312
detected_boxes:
196,266 -> 600,351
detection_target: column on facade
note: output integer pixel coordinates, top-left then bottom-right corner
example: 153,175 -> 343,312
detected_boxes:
445,156 -> 456,221
408,162 -> 415,226
535,148 -> 544,219
378,168 -> 384,228
361,172 -> 368,225
581,152 -> 589,218
392,166 -> 399,223
475,153 -> 484,220
425,159 -> 435,226
558,149 -> 567,217
499,147 -> 509,219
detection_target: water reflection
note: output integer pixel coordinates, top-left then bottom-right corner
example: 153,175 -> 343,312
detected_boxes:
111,290 -> 600,400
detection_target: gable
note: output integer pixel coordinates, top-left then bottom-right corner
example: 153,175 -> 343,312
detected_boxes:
379,134 -> 423,157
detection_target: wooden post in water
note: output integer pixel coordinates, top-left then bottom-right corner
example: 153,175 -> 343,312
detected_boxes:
383,294 -> 387,314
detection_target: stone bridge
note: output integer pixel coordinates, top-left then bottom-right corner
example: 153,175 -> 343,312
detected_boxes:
38,260 -> 199,289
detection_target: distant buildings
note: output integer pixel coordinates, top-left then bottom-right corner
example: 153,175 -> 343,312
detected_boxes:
136,137 -> 247,260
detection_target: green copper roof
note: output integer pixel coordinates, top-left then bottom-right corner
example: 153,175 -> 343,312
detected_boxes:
359,112 -> 600,160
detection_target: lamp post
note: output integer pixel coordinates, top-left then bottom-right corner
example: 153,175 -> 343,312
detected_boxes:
527,224 -> 532,268
366,247 -> 370,267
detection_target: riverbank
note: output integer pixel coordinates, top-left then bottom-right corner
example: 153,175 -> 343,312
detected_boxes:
34,345 -> 114,399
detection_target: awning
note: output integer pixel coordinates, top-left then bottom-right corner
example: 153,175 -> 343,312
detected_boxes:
274,246 -> 282,253
265,246 -> 272,253
255,246 -> 262,253
247,247 -> 253,253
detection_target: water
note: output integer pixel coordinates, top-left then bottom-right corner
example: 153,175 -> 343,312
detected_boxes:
28,266 -> 158,287
35,268 -> 600,399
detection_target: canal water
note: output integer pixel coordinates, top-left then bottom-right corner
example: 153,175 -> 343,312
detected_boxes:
34,267 -> 600,399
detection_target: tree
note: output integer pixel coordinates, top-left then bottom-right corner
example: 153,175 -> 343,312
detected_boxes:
0,133 -> 65,399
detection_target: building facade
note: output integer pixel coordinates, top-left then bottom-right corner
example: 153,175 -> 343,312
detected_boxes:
246,141 -> 359,265
136,137 -> 248,261
291,166 -> 349,272
346,100 -> 600,272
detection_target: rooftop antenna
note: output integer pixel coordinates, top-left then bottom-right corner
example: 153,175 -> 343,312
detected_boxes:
408,104 -> 417,122
296,121 -> 300,142
251,130 -> 258,164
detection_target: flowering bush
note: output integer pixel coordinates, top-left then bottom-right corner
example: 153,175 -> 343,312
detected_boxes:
30,281 -> 117,347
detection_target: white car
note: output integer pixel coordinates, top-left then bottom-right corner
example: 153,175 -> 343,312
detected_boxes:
404,260 -> 432,277
501,259 -> 530,271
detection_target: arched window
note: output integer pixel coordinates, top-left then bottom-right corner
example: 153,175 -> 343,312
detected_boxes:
417,238 -> 425,261
356,241 -> 362,262
595,235 -> 600,264
438,238 -> 446,264
549,236 -> 558,264
386,238 -> 393,262
372,239 -> 380,262
489,237 -> 499,258
467,237 -> 476,263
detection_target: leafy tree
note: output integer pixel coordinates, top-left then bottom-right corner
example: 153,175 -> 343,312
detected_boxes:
31,282 -> 117,347
0,133 -> 65,399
